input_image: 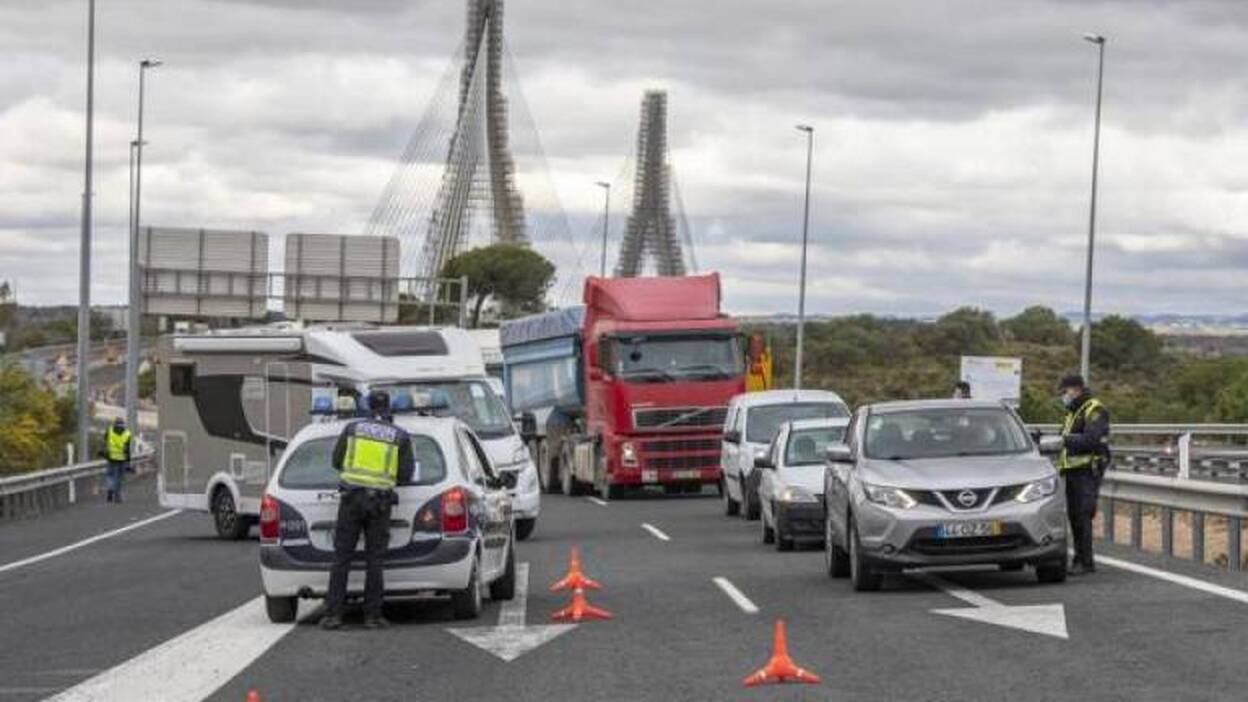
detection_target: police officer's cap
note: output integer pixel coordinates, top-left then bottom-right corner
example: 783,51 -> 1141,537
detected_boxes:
1058,374 -> 1086,391
367,390 -> 391,413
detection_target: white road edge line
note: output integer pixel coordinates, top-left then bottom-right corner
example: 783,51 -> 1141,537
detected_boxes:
586,497 -> 608,507
0,509 -> 183,576
46,596 -> 307,702
641,523 -> 671,542
1096,553 -> 1248,605
713,576 -> 759,614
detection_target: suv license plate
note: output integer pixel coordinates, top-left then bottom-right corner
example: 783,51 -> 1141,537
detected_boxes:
936,521 -> 1002,539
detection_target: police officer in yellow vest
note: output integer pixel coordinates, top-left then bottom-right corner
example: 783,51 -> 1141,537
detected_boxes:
103,418 -> 133,503
1058,374 -> 1111,575
321,390 -> 415,630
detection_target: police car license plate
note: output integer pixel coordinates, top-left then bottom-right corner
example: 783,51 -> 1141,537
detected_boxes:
936,521 -> 1002,539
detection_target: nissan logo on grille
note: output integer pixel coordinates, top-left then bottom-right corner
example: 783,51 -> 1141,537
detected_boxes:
956,489 -> 978,508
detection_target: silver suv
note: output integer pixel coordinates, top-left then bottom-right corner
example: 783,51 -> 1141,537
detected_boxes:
823,400 -> 1067,591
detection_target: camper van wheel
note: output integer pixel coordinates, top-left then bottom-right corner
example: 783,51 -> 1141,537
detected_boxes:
212,488 -> 250,540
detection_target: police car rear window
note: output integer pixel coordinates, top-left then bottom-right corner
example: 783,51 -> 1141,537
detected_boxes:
351,331 -> 449,357
278,435 -> 447,489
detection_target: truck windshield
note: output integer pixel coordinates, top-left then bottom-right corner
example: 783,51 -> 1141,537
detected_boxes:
864,408 -> 1031,460
609,334 -> 742,383
390,380 -> 515,440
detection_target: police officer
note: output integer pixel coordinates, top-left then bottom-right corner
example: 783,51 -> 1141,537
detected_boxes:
103,418 -> 133,503
1057,374 -> 1111,575
321,390 -> 415,631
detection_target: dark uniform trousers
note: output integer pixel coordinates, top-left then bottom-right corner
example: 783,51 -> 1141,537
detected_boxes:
325,487 -> 393,619
1065,467 -> 1099,568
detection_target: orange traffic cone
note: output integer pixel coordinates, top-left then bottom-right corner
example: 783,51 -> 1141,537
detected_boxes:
551,587 -> 613,622
742,619 -> 821,687
550,546 -> 601,592
245,691 -> 262,702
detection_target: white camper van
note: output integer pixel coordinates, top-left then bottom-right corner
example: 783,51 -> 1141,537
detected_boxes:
156,325 -> 541,540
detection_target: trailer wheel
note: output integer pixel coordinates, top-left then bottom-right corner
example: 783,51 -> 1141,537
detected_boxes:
212,487 -> 250,541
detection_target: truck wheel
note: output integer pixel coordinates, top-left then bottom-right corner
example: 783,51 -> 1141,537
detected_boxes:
515,517 -> 537,541
722,476 -> 740,516
489,542 -> 516,601
538,442 -> 558,495
452,554 -> 484,620
559,444 -> 583,497
264,595 -> 297,624
212,487 -> 250,541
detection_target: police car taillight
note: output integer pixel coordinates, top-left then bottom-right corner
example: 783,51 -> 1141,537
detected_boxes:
260,494 -> 280,542
441,487 -> 468,534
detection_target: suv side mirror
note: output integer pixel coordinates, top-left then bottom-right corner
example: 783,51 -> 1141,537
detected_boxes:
753,456 -> 774,470
1038,435 -> 1064,456
723,430 -> 741,444
825,443 -> 854,464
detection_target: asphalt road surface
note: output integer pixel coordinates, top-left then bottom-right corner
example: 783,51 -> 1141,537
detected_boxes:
3,482 -> 1248,701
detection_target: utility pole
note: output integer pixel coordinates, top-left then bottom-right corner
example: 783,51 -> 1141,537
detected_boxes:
126,59 -> 161,434
75,0 -> 96,461
595,181 -> 611,277
1080,34 -> 1106,382
794,125 -> 814,391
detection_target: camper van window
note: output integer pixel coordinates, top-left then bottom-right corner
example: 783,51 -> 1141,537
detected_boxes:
278,435 -> 447,489
170,364 -> 195,396
390,380 -> 515,440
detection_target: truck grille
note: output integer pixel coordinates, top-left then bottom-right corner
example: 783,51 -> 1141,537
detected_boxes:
641,438 -> 721,453
645,453 -> 721,471
633,406 -> 728,430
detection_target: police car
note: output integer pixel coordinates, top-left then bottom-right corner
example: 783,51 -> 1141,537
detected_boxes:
259,394 -> 516,623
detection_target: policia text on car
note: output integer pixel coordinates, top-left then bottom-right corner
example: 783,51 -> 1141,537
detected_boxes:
1057,374 -> 1111,576
320,391 -> 416,631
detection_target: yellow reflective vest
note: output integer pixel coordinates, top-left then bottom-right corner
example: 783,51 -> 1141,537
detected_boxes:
107,427 -> 132,462
1058,398 -> 1105,472
341,431 -> 400,489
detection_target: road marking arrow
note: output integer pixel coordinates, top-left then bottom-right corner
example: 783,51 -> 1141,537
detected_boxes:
447,563 -> 576,662
913,572 -> 1069,640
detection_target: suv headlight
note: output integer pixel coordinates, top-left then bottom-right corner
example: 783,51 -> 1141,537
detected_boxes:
620,441 -> 639,467
1016,476 -> 1058,503
779,486 -> 818,503
862,482 -> 917,510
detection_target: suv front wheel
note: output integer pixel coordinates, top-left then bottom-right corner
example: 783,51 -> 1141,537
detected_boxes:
849,518 -> 882,592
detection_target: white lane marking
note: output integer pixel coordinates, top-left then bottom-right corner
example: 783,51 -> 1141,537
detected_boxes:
1097,553 -> 1248,605
0,510 -> 182,576
586,497 -> 608,507
46,596 -> 299,702
447,563 -> 576,662
911,572 -> 1068,640
641,523 -> 671,542
713,576 -> 759,614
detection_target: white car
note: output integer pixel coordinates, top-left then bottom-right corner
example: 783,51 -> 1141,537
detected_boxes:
757,417 -> 849,550
721,389 -> 849,520
259,412 -> 515,624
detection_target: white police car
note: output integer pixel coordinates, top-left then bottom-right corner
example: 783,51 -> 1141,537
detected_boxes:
259,394 -> 516,623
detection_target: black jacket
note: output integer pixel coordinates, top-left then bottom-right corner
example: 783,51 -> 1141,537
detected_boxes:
331,416 -> 416,486
1063,393 -> 1111,458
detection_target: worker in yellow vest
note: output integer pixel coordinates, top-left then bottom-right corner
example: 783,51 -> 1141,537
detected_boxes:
103,418 -> 133,503
321,390 -> 416,631
1058,374 -> 1111,576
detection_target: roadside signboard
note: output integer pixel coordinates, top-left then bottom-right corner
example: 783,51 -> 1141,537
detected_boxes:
960,356 -> 1022,406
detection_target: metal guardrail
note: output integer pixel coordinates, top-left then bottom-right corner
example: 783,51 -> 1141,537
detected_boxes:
0,453 -> 154,522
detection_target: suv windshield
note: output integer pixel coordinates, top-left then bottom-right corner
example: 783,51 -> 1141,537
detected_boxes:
278,434 -> 447,489
390,380 -> 514,440
607,334 -> 742,383
864,408 -> 1031,460
784,426 -> 846,466
747,402 -> 848,443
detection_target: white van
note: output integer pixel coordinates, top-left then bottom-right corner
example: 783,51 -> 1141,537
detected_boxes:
720,389 -> 849,520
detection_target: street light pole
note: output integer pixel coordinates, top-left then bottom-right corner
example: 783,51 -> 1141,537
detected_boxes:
794,124 -> 814,391
1080,34 -> 1106,383
75,0 -> 96,461
595,181 -> 611,277
126,59 -> 161,434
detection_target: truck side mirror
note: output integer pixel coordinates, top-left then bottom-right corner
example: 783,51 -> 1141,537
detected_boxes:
723,430 -> 741,444
825,443 -> 854,464
516,412 -> 537,441
1038,435 -> 1064,456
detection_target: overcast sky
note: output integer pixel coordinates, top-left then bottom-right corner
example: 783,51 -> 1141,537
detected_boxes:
3,0 -> 1248,317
